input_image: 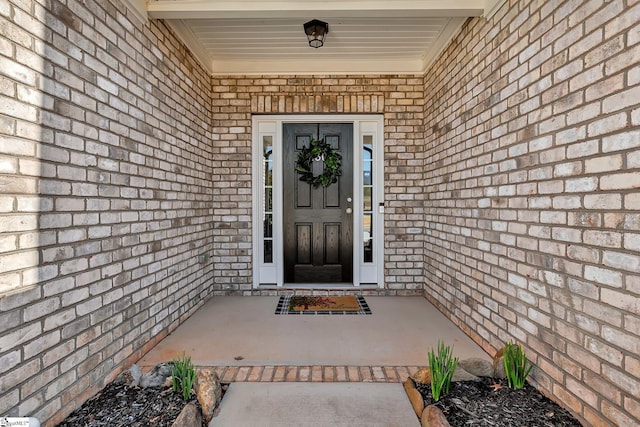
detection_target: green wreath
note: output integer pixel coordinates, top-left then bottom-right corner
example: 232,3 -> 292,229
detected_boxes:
295,138 -> 342,187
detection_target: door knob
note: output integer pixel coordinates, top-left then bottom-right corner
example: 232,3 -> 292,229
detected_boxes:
346,207 -> 353,214
347,197 -> 352,203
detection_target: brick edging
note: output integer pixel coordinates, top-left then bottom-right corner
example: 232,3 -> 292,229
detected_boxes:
206,365 -> 425,383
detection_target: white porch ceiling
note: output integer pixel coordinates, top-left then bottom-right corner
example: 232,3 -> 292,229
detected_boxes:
145,0 -> 501,75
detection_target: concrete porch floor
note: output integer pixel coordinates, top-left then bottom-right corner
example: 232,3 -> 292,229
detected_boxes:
138,296 -> 488,368
138,296 -> 489,426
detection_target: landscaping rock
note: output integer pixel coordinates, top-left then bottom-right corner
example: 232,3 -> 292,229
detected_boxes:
164,376 -> 174,388
195,368 -> 222,423
411,367 -> 431,384
421,405 -> 451,427
404,377 -> 425,418
493,347 -> 507,378
115,364 -> 142,386
130,364 -> 143,386
458,358 -> 493,377
140,362 -> 173,388
452,366 -> 479,382
171,402 -> 202,427
410,364 -> 479,386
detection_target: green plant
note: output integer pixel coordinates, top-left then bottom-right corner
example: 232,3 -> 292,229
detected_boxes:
428,340 -> 459,401
172,353 -> 196,401
295,138 -> 342,187
503,341 -> 533,389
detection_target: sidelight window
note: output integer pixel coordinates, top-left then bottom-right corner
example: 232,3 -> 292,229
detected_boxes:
363,136 -> 374,263
263,136 -> 274,263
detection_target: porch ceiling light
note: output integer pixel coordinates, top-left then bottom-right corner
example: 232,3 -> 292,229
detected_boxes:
303,19 -> 329,48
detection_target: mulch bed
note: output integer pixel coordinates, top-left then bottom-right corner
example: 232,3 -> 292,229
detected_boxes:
57,382 -> 208,427
416,377 -> 583,426
58,374 -> 582,426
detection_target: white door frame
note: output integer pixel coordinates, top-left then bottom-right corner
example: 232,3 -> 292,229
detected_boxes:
252,114 -> 384,288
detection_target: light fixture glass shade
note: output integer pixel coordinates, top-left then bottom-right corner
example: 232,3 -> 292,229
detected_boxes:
303,19 -> 329,48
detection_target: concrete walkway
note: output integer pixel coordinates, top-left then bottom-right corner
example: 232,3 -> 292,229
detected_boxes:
210,382 -> 420,427
138,296 -> 488,426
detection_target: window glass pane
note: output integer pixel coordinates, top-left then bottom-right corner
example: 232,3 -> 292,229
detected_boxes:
264,161 -> 273,186
362,135 -> 374,263
264,240 -> 273,263
264,137 -> 273,186
363,137 -> 373,185
263,136 -> 273,156
363,164 -> 372,186
363,135 -> 373,151
263,135 -> 274,264
265,188 -> 273,212
363,213 -> 373,263
363,187 -> 372,211
264,214 -> 273,238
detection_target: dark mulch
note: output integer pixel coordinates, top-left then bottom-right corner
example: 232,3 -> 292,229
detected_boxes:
57,382 -> 208,427
416,377 -> 583,427
58,375 -> 583,426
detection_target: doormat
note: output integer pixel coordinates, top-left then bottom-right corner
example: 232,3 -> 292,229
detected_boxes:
275,295 -> 371,315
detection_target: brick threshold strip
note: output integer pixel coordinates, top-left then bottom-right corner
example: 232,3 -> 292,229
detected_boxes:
211,365 -> 424,383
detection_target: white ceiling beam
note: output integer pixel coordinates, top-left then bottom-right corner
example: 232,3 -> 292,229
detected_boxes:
208,58 -> 426,75
166,20 -> 214,74
421,17 -> 465,71
147,0 -> 485,20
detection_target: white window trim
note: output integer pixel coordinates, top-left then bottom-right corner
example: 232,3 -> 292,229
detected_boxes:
252,114 -> 384,288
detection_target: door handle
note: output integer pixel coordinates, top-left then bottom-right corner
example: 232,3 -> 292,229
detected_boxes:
346,207 -> 353,214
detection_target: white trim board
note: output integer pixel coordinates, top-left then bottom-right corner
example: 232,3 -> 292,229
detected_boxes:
252,114 -> 385,288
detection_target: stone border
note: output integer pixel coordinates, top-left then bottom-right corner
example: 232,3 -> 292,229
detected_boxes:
402,356 -> 506,427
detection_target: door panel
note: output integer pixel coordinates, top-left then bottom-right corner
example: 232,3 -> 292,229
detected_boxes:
324,223 -> 342,266
283,123 -> 353,283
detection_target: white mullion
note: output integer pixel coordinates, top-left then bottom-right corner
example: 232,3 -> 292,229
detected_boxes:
274,123 -> 284,286
352,121 -> 362,287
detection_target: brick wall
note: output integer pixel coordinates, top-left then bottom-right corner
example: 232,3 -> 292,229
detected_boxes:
210,77 -> 426,294
0,0 -> 214,423
423,1 -> 639,425
2,0 -> 639,424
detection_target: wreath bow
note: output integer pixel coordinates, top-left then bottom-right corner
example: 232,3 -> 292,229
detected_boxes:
295,138 -> 342,187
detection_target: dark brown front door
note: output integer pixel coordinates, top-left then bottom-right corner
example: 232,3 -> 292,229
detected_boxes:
283,123 -> 353,283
